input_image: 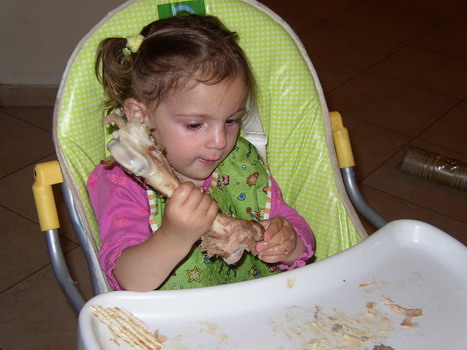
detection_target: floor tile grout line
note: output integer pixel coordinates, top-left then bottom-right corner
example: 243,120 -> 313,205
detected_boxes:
406,100 -> 467,151
0,203 -> 80,245
360,182 -> 467,224
356,148 -> 404,184
333,109 -> 415,140
356,115 -> 467,187
407,137 -> 467,158
314,38 -> 467,101
410,41 -> 467,65
0,262 -> 52,296
0,108 -> 53,134
311,3 -> 467,97
325,0 -> 464,47
0,244 -> 84,296
317,2 -> 467,209
0,204 -> 40,226
0,152 -> 56,180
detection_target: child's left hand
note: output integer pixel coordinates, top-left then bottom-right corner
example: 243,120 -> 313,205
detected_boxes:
256,216 -> 304,265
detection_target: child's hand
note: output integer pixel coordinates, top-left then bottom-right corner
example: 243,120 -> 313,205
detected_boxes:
160,182 -> 218,249
256,216 -> 304,265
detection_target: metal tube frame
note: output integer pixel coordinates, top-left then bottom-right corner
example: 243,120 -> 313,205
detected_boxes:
341,167 -> 387,229
61,182 -> 101,297
44,229 -> 85,313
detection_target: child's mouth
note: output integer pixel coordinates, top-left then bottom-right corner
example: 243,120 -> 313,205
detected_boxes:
199,158 -> 218,166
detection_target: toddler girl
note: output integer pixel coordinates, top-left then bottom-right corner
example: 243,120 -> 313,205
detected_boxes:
88,14 -> 314,292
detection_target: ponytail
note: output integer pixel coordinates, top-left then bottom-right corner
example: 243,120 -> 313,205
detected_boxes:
95,37 -> 133,113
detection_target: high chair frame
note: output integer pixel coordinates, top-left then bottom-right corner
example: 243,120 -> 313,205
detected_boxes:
32,0 -> 385,313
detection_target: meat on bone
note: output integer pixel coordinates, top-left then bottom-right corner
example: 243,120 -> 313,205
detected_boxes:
103,114 -> 265,264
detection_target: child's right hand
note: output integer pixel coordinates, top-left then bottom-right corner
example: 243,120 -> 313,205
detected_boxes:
113,182 -> 217,291
160,182 -> 218,250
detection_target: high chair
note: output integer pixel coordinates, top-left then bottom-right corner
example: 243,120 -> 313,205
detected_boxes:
33,0 -> 384,313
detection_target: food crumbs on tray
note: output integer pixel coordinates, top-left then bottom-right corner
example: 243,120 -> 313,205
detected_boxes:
380,296 -> 394,303
384,303 -> 423,329
200,321 -> 218,335
90,305 -> 165,350
366,302 -> 378,316
359,281 -> 376,287
268,293 -> 423,350
372,345 -> 395,350
287,276 -> 296,289
269,305 -> 392,349
198,321 -> 231,344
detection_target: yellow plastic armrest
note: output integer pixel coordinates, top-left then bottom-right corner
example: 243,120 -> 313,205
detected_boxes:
330,111 -> 355,169
32,160 -> 64,231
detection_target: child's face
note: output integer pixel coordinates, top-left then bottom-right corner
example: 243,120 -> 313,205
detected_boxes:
149,75 -> 247,185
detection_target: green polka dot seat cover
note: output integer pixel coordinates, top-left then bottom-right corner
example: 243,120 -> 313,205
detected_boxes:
54,0 -> 367,292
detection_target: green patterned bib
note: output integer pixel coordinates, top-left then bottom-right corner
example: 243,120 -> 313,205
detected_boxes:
148,137 -> 280,290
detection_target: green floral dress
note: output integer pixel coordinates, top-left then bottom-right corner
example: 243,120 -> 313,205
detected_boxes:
147,137 -> 280,290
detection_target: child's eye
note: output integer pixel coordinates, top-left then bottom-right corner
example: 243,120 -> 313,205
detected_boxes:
185,122 -> 203,130
226,118 -> 240,126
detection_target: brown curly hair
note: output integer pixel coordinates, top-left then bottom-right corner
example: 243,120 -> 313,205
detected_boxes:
95,15 -> 255,115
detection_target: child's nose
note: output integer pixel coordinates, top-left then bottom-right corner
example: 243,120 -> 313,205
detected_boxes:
207,127 -> 227,150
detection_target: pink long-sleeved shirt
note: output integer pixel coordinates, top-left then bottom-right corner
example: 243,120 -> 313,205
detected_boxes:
88,163 -> 314,290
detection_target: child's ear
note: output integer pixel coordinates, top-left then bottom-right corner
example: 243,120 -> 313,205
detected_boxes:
123,98 -> 149,123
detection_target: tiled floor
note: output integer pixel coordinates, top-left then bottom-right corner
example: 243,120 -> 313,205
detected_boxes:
1,0 -> 466,348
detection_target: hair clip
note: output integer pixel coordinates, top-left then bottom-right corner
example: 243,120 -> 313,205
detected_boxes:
126,34 -> 145,53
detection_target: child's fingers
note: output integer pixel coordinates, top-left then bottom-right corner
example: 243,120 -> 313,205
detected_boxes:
199,193 -> 218,218
163,184 -> 218,238
259,220 -> 270,230
259,219 -> 284,242
170,182 -> 196,204
257,217 -> 297,263
258,242 -> 294,263
266,218 -> 284,233
262,226 -> 293,248
259,254 -> 283,264
258,234 -> 295,255
172,182 -> 210,210
257,230 -> 297,263
207,199 -> 219,217
257,234 -> 282,251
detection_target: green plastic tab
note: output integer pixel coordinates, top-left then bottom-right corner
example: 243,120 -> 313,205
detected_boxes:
157,0 -> 206,19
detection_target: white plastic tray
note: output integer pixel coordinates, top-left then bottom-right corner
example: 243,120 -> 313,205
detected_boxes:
78,220 -> 467,349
